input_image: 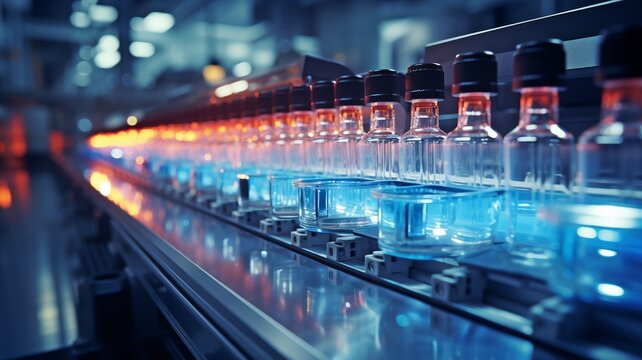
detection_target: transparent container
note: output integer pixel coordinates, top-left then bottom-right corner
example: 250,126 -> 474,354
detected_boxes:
332,105 -> 364,177
359,102 -> 400,179
269,173 -> 317,219
543,204 -> 642,309
399,99 -> 446,183
237,172 -> 270,211
444,93 -> 502,188
374,185 -> 503,259
505,87 -> 575,265
294,178 -> 415,232
216,166 -> 242,204
577,79 -> 642,202
308,108 -> 337,174
191,163 -> 218,200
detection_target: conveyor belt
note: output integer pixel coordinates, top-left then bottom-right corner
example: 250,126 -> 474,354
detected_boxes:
58,155 -> 567,359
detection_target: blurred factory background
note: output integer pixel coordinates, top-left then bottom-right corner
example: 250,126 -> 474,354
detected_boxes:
1,0 -> 605,159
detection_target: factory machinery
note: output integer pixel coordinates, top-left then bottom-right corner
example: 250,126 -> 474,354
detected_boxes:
55,2 -> 642,359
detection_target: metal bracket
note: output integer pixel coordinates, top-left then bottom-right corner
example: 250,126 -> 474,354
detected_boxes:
530,297 -> 585,342
326,235 -> 376,262
365,251 -> 412,278
431,266 -> 486,302
232,209 -> 268,227
260,217 -> 298,236
290,228 -> 336,248
210,201 -> 237,216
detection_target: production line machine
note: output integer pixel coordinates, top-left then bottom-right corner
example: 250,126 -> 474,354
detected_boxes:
57,2 -> 642,359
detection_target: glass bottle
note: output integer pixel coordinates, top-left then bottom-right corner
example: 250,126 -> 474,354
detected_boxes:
504,40 -> 575,265
578,25 -> 642,203
255,91 -> 274,172
332,75 -> 365,177
359,69 -> 402,180
286,85 -> 314,173
445,51 -> 502,188
399,63 -> 446,183
310,80 -> 337,174
269,87 -> 290,172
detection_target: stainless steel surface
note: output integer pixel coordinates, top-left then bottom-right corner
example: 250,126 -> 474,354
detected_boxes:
0,161 -> 78,359
80,162 -> 553,359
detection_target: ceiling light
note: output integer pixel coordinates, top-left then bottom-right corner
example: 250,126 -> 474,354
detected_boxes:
89,4 -> 118,23
129,41 -> 155,58
97,34 -> 119,51
232,61 -> 252,77
203,64 -> 226,85
94,51 -> 121,69
70,11 -> 90,28
142,12 -> 174,33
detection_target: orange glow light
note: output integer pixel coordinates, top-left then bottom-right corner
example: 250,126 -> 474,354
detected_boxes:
0,181 -> 12,209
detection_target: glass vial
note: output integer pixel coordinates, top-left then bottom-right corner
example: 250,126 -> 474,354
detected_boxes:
578,25 -> 642,202
310,80 -> 337,174
287,85 -> 314,173
255,91 -> 274,172
359,69 -> 402,179
332,75 -> 365,177
271,87 -> 290,171
399,63 -> 446,183
504,40 -> 575,265
445,51 -> 502,188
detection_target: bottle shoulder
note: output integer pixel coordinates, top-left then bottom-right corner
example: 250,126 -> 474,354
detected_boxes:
445,126 -> 502,143
360,131 -> 400,143
505,124 -> 574,144
579,121 -> 642,144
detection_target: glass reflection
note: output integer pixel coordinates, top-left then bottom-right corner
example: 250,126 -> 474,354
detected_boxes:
84,163 -> 546,359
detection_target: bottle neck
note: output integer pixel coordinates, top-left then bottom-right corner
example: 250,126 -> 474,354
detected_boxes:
410,99 -> 440,130
337,105 -> 364,135
369,102 -> 397,132
600,78 -> 642,125
519,87 -> 559,126
314,108 -> 337,136
457,93 -> 492,128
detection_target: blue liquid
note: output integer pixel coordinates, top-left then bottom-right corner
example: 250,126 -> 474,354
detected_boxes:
548,204 -> 642,310
507,188 -> 571,265
375,185 -> 503,259
237,172 -> 271,211
296,178 -> 415,232
269,173 -> 316,219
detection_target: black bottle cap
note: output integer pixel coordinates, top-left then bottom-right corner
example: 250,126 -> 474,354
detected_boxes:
452,51 -> 498,96
597,24 -> 642,83
335,75 -> 365,106
289,85 -> 312,111
272,87 -> 290,114
513,39 -> 565,90
312,80 -> 335,109
365,69 -> 401,103
405,63 -> 444,101
241,94 -> 256,118
228,98 -> 242,119
255,91 -> 273,115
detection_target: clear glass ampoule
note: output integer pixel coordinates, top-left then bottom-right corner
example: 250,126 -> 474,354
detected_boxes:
399,62 -> 446,183
309,80 -> 337,175
578,24 -> 642,202
271,88 -> 290,172
286,85 -> 314,173
255,91 -> 274,172
505,40 -> 575,265
332,75 -> 365,177
359,69 -> 402,180
445,52 -> 502,188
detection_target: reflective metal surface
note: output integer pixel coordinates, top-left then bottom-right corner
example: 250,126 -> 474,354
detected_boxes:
0,160 -> 78,359
83,163 -> 554,359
